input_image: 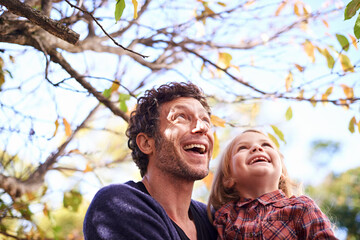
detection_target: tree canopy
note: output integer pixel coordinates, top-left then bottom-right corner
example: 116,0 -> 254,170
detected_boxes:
0,0 -> 360,239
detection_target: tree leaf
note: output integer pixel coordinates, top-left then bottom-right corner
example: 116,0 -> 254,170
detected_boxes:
354,12 -> 360,39
349,116 -> 356,133
103,88 -> 112,98
218,52 -> 232,69
285,71 -> 293,92
341,84 -> 354,99
271,125 -> 286,143
348,34 -> 358,49
211,115 -> 226,127
63,118 -> 72,137
285,106 -> 292,121
344,0 -> 360,20
212,131 -> 220,159
275,1 -> 287,16
310,95 -> 317,107
294,64 -> 304,72
202,171 -> 214,190
336,34 -> 350,51
119,93 -> 131,112
115,0 -> 126,23
52,119 -> 59,137
339,53 -> 355,72
267,133 -> 280,149
322,19 -> 329,28
358,119 -> 360,133
63,190 -> 82,212
303,40 -> 315,62
132,0 -> 138,19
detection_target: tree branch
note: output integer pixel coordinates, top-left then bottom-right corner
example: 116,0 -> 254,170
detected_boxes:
0,0 -> 79,44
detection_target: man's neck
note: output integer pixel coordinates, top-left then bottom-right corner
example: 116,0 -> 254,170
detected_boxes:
142,172 -> 197,239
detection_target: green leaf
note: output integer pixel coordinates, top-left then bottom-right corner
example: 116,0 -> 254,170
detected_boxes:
267,133 -> 280,149
63,190 -> 82,212
344,0 -> 360,20
349,116 -> 356,133
285,106 -> 293,121
354,12 -> 360,39
103,88 -> 111,98
115,0 -> 126,23
271,125 -> 286,144
336,34 -> 350,51
119,93 -> 131,112
339,53 -> 355,72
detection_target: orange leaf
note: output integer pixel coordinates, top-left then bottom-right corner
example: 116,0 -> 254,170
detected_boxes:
348,34 -> 358,50
275,1 -> 287,16
322,19 -> 329,28
52,119 -> 59,137
202,171 -> 214,190
211,115 -> 226,127
84,163 -> 93,173
63,118 -> 72,137
341,84 -> 354,99
294,64 -> 304,72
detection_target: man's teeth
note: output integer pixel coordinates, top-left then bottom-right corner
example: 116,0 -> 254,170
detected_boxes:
249,157 -> 269,164
184,144 -> 206,153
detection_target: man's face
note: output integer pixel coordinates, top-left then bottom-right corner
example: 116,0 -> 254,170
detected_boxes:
154,97 -> 214,181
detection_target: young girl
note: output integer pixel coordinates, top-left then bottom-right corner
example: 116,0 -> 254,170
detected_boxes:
207,129 -> 337,239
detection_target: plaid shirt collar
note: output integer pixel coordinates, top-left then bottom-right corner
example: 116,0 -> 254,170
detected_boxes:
235,190 -> 287,209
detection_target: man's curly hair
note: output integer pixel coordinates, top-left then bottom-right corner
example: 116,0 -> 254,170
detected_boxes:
126,82 -> 211,177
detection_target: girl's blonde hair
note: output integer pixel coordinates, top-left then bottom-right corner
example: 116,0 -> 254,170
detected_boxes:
207,129 -> 299,220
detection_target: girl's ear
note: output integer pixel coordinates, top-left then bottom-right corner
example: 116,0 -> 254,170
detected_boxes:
136,133 -> 155,155
223,178 -> 235,189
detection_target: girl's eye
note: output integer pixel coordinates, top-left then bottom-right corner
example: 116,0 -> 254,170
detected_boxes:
238,146 -> 247,151
262,142 -> 272,147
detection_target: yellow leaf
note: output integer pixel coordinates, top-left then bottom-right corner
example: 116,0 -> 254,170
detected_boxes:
285,106 -> 292,121
69,149 -> 81,154
211,115 -> 226,127
202,171 -> 214,190
324,86 -> 333,96
43,203 -> 49,218
294,64 -> 304,72
132,0 -> 138,19
267,133 -> 279,149
271,125 -> 286,143
341,84 -> 354,99
310,95 -> 317,107
339,53 -> 354,72
110,80 -> 120,93
358,119 -> 360,133
53,119 -> 59,137
322,19 -> 329,28
303,40 -> 315,63
294,2 -> 301,16
349,116 -> 356,133
285,71 -> 293,92
218,52 -> 232,69
63,118 -> 72,137
275,1 -> 287,16
297,89 -> 304,99
348,34 -> 358,49
212,131 -> 220,159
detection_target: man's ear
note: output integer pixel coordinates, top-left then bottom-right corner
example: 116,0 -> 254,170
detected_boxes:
136,133 -> 155,155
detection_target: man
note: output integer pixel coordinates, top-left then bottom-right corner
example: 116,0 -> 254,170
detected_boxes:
83,82 -> 217,240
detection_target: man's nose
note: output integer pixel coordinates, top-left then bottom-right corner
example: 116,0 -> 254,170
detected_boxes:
192,119 -> 209,134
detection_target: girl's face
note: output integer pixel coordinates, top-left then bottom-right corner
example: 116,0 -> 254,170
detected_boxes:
228,131 -> 282,195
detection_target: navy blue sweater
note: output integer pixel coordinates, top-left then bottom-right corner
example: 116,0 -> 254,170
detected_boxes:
83,181 -> 217,240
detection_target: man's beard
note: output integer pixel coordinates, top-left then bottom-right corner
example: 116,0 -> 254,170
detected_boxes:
154,135 -> 209,181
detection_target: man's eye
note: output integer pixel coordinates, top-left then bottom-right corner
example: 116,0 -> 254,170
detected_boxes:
176,114 -> 186,119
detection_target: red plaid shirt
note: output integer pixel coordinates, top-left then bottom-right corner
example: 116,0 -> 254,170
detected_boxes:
214,190 -> 337,239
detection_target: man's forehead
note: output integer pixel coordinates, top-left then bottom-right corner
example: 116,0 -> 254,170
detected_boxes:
162,97 -> 208,114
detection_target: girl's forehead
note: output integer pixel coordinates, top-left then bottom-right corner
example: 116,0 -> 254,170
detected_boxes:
236,131 -> 268,142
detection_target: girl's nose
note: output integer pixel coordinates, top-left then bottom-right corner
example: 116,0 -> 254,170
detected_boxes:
251,144 -> 264,152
